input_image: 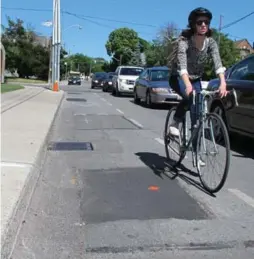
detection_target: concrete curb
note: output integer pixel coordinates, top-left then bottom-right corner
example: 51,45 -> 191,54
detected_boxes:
1,90 -> 65,258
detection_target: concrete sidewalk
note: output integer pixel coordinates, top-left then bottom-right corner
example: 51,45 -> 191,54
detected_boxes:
1,86 -> 45,113
0,86 -> 64,242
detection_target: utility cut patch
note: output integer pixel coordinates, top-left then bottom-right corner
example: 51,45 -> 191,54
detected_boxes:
47,142 -> 93,151
66,98 -> 87,102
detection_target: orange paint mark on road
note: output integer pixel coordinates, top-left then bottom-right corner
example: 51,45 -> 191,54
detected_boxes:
148,185 -> 159,191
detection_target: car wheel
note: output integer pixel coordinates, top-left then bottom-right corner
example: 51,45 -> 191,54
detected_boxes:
134,89 -> 140,104
116,85 -> 121,97
211,103 -> 228,140
211,103 -> 227,125
146,91 -> 153,108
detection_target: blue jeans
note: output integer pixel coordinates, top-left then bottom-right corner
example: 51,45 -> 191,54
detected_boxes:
169,76 -> 202,128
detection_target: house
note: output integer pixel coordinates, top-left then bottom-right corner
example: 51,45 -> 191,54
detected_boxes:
234,39 -> 254,59
33,35 -> 51,48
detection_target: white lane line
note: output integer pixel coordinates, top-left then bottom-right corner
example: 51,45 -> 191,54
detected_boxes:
127,118 -> 143,129
84,118 -> 89,124
97,112 -> 108,115
74,113 -> 86,116
155,137 -> 164,145
0,162 -> 32,168
228,189 -> 254,208
93,93 -> 99,96
100,97 -> 112,106
116,109 -> 124,114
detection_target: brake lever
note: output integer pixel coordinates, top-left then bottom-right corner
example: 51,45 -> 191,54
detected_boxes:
232,88 -> 239,107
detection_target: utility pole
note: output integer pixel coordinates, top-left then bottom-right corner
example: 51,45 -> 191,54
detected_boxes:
52,0 -> 61,91
218,15 -> 223,48
48,36 -> 52,84
120,54 -> 122,65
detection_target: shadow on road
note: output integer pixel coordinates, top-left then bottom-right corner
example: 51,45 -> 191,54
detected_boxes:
135,152 -> 216,197
111,92 -> 133,98
230,134 -> 254,160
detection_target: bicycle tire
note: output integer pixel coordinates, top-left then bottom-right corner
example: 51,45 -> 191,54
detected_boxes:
196,112 -> 230,193
164,107 -> 185,166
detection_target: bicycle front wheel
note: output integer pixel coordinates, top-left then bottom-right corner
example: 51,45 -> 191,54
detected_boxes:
164,107 -> 185,167
196,113 -> 230,193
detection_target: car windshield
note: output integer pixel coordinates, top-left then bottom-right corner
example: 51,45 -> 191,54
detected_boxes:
70,76 -> 80,80
105,73 -> 114,79
95,72 -> 107,78
120,68 -> 143,76
150,70 -> 169,81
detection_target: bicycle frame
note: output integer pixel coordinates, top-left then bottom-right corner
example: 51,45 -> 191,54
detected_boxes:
167,88 -> 238,164
180,90 -> 216,155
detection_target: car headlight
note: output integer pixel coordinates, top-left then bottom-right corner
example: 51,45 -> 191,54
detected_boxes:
119,79 -> 126,83
151,88 -> 168,93
95,80 -> 98,83
108,82 -> 112,85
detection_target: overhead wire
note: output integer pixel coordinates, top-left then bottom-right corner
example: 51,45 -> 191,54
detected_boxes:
1,6 -> 253,41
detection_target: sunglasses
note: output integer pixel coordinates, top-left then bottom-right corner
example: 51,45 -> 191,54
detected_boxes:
196,20 -> 210,26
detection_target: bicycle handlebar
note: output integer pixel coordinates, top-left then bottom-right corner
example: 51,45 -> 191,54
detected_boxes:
192,88 -> 239,107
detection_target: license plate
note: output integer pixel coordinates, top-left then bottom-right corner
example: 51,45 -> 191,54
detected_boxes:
73,81 -> 76,83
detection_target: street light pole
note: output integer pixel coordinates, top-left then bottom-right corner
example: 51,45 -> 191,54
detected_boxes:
52,0 -> 61,91
218,15 -> 223,47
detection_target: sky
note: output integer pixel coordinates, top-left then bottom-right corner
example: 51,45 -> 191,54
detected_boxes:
1,0 -> 254,60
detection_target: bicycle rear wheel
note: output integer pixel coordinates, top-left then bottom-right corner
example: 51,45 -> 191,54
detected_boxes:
196,113 -> 230,193
164,107 -> 185,167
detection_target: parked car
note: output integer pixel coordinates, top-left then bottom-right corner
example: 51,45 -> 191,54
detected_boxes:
133,66 -> 182,107
91,72 -> 108,88
102,72 -> 115,92
207,54 -> 254,139
112,66 -> 144,96
68,76 -> 81,85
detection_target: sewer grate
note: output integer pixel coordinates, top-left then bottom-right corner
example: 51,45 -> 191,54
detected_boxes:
47,142 -> 93,151
66,98 -> 87,102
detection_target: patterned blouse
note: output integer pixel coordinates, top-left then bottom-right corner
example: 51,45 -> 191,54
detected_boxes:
173,36 -> 225,80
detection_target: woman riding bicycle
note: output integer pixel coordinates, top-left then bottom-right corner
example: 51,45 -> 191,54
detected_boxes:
168,7 -> 227,137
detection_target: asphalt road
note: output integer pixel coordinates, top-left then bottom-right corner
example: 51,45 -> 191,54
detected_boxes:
7,81 -> 254,258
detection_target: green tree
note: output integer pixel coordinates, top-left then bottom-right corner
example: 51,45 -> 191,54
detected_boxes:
129,42 -> 142,66
203,29 -> 240,80
62,54 -> 107,77
138,37 -> 150,52
1,17 -> 51,79
32,44 -> 50,80
63,53 -> 92,74
145,23 -> 179,67
105,27 -> 140,67
60,47 -> 68,79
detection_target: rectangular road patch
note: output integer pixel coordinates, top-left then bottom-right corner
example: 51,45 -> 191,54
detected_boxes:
47,142 -> 93,151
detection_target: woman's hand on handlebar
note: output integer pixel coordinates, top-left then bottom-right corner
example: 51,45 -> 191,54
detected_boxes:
218,82 -> 227,98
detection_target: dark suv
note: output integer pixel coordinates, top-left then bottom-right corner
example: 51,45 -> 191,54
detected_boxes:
91,72 -> 108,89
68,76 -> 81,85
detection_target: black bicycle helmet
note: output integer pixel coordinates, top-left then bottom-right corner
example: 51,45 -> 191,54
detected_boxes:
188,7 -> 213,26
